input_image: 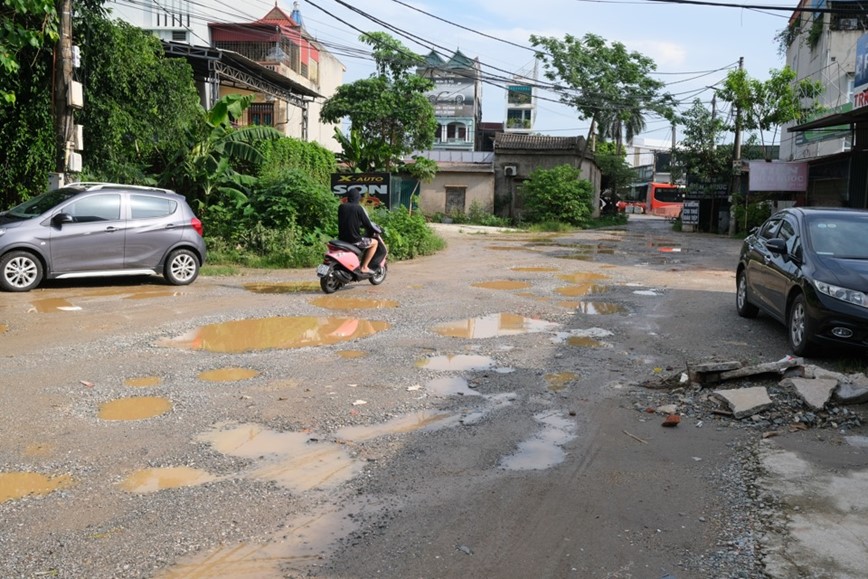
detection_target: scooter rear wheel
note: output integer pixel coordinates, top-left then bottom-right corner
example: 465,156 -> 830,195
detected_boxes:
320,273 -> 342,294
369,264 -> 387,285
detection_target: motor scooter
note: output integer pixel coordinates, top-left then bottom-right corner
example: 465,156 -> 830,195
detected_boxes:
316,224 -> 387,294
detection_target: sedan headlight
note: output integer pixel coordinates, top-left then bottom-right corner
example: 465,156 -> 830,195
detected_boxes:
813,280 -> 868,308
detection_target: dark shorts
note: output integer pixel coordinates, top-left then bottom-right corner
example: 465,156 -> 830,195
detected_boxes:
354,237 -> 374,250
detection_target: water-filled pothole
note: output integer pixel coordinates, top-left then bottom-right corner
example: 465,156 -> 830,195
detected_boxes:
433,313 -> 559,339
426,376 -> 480,397
499,413 -> 576,470
546,372 -> 577,392
310,295 -> 398,310
120,467 -> 217,493
98,397 -> 172,421
159,317 -> 390,353
554,284 -> 609,297
198,368 -> 260,382
243,281 -> 320,294
416,354 -> 495,371
124,376 -> 162,388
0,471 -> 74,503
471,280 -> 531,290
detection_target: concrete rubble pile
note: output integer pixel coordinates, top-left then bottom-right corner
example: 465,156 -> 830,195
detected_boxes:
637,356 -> 868,431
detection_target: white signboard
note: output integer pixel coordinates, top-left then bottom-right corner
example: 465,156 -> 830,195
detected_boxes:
748,161 -> 808,192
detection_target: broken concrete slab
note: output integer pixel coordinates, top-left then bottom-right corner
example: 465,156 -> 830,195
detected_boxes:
835,382 -> 868,405
713,387 -> 774,419
780,377 -> 838,411
718,357 -> 804,382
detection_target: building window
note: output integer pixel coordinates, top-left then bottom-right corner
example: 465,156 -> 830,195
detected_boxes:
249,102 -> 274,127
506,108 -> 531,129
445,186 -> 466,214
446,122 -> 467,141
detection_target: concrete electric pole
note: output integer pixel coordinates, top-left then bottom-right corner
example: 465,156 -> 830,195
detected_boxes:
728,56 -> 744,237
52,0 -> 74,185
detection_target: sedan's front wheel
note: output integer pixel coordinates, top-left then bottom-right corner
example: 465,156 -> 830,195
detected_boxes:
0,251 -> 44,292
788,293 -> 815,357
736,270 -> 759,318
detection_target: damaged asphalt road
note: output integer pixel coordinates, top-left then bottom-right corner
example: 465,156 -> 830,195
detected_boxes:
1,215 -> 867,578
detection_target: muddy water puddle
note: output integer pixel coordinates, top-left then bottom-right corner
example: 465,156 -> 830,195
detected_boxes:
510,266 -> 559,273
553,328 -> 612,349
425,376 -> 480,397
124,376 -> 162,388
558,272 -> 609,284
434,313 -> 559,339
0,471 -> 74,503
0,323 -> 7,334
555,283 -> 609,298
546,372 -> 577,392
574,301 -> 628,315
472,280 -> 531,290
499,413 -> 577,470
160,316 -> 390,353
160,506 -> 361,578
310,295 -> 398,310
197,424 -> 362,492
120,467 -> 217,493
416,354 -> 495,371
198,367 -> 260,382
98,396 -> 172,421
336,410 -> 457,442
29,298 -> 80,313
337,350 -> 367,359
243,281 -> 320,294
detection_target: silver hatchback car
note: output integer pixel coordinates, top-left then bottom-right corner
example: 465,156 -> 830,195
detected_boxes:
0,182 -> 207,292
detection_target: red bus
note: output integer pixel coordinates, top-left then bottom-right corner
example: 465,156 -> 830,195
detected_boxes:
616,182 -> 685,218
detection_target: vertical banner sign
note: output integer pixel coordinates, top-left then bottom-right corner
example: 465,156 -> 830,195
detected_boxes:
331,173 -> 391,208
855,34 -> 868,109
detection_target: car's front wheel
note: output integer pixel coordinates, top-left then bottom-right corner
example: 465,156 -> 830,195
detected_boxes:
736,270 -> 759,318
788,293 -> 815,357
0,251 -> 44,292
164,249 -> 200,285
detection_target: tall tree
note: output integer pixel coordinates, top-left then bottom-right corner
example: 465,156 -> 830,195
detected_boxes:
716,66 -> 824,161
320,32 -> 436,172
673,99 -> 730,185
0,0 -> 58,104
530,33 -> 673,168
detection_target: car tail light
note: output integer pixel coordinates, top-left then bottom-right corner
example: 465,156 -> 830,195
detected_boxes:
191,217 -> 203,236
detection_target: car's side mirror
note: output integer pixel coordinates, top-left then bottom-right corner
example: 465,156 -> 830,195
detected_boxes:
52,212 -> 74,226
765,238 -> 787,254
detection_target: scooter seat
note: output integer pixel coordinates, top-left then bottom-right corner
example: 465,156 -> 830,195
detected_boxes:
328,239 -> 362,255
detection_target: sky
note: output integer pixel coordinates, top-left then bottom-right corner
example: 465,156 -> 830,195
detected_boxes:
286,0 -> 801,146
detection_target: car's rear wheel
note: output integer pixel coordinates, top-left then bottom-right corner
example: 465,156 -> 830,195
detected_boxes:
0,251 -> 44,292
736,270 -> 759,318
788,293 -> 815,357
164,249 -> 199,285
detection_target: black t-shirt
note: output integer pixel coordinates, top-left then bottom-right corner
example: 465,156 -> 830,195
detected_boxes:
337,202 -> 374,243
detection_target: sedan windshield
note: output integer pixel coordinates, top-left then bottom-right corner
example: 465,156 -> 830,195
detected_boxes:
806,214 -> 868,259
5,188 -> 83,220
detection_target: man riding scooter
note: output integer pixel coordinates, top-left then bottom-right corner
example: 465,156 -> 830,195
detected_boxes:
337,186 -> 378,276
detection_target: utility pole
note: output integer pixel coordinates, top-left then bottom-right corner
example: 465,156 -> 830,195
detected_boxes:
53,0 -> 74,185
728,56 -> 744,237
670,121 -> 676,184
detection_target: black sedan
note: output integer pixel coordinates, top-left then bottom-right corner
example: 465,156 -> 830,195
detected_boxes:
736,207 -> 868,356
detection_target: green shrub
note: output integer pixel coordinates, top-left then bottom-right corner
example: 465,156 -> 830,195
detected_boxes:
372,205 -> 445,260
521,165 -> 594,227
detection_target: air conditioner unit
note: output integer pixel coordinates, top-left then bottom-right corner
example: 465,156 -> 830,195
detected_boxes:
840,18 -> 859,30
68,81 -> 84,108
66,151 -> 82,173
504,165 -> 517,177
73,124 -> 84,151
